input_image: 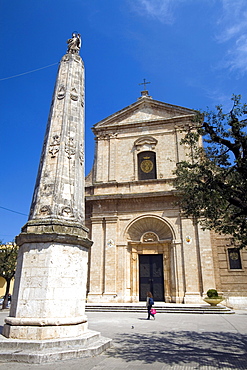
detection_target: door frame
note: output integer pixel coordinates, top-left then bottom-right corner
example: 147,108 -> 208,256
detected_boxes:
139,254 -> 164,301
129,241 -> 173,303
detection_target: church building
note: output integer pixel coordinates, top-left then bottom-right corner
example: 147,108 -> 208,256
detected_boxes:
85,90 -> 247,308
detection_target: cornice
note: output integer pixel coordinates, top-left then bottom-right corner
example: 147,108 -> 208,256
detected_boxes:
86,190 -> 178,202
86,177 -> 174,190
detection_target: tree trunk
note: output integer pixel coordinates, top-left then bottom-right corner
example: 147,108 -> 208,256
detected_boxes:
2,278 -> 11,310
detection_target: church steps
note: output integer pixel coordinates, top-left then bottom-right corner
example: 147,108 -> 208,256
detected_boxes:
85,303 -> 234,314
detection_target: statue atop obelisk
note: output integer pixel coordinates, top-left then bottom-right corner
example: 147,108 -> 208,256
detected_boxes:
3,33 -> 94,342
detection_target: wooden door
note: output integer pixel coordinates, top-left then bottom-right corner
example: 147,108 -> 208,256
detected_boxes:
139,254 -> 164,301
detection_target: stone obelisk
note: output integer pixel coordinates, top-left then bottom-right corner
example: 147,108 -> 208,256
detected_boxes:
3,34 -> 93,341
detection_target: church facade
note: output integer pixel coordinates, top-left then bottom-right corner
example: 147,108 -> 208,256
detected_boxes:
85,91 -> 247,308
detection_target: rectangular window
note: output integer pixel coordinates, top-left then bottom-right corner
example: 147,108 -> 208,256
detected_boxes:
228,248 -> 242,270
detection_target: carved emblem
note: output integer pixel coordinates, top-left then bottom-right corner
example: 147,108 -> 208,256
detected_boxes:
65,137 -> 76,159
43,183 -> 54,195
61,206 -> 74,217
70,87 -> 78,101
229,251 -> 239,260
143,232 -> 158,242
49,135 -> 60,158
57,85 -> 66,100
140,159 -> 153,173
39,205 -> 51,215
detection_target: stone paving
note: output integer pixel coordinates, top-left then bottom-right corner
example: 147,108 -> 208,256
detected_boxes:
0,309 -> 247,369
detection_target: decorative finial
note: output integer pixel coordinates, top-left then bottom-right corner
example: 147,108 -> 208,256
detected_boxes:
67,32 -> 81,54
138,79 -> 152,99
139,78 -> 151,91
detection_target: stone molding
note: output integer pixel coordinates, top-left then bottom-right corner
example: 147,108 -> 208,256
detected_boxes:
86,189 -> 177,202
134,136 -> 158,151
104,215 -> 118,223
5,316 -> 87,327
16,219 -> 92,248
90,216 -> 104,224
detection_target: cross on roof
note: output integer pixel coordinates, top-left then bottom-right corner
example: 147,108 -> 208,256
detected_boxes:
139,78 -> 151,91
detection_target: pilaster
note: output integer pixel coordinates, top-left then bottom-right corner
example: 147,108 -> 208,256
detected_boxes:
87,216 -> 104,301
196,226 -> 216,294
180,218 -> 202,303
103,216 -> 118,299
171,241 -> 185,303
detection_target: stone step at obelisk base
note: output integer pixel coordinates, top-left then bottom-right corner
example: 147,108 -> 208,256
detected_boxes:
0,33 -> 111,364
85,302 -> 234,314
0,330 -> 111,364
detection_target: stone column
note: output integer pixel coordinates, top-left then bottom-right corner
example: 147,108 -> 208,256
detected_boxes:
3,38 -> 93,340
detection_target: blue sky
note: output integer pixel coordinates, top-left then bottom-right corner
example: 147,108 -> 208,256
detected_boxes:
1,0 -> 247,243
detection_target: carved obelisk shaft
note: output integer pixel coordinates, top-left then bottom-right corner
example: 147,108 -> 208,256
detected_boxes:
29,52 -> 85,223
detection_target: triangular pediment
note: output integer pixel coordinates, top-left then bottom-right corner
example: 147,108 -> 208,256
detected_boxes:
93,97 -> 195,131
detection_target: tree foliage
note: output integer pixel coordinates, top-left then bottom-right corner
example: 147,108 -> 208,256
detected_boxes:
174,95 -> 247,249
0,242 -> 18,309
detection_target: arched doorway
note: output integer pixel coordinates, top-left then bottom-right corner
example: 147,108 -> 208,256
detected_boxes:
126,215 -> 175,303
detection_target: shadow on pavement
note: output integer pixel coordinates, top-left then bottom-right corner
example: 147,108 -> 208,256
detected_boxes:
106,330 -> 247,368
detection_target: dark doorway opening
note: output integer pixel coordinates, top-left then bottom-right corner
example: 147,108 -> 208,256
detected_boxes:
139,254 -> 164,301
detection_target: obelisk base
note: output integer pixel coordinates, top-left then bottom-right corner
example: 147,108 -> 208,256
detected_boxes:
0,330 -> 112,364
3,319 -> 88,340
3,219 -> 93,341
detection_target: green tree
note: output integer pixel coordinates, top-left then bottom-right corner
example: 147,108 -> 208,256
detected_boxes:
174,95 -> 247,249
0,242 -> 18,309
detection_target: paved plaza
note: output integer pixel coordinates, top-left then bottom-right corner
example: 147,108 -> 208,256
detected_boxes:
0,309 -> 247,369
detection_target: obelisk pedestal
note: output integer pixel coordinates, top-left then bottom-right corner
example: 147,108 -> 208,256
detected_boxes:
0,33 -> 111,362
3,220 -> 91,340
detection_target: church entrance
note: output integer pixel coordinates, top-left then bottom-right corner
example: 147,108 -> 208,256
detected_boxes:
139,254 -> 164,301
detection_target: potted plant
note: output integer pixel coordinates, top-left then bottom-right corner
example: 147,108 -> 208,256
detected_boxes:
203,289 -> 224,306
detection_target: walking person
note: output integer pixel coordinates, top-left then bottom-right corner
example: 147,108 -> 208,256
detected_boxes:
146,291 -> 155,320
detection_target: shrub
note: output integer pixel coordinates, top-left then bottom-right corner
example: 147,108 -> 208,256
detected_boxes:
206,289 -> 218,298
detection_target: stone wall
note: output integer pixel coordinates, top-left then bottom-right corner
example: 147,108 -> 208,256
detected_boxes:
210,231 -> 247,308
